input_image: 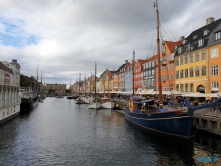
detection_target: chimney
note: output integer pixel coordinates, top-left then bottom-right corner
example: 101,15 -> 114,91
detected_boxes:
206,17 -> 214,25
125,60 -> 128,64
180,36 -> 185,41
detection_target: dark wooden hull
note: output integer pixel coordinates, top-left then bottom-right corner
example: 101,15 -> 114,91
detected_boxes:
125,109 -> 193,138
20,97 -> 38,114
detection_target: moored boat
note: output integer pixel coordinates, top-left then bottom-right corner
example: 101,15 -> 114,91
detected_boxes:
125,1 -> 193,139
101,98 -> 115,109
20,87 -> 38,114
88,61 -> 101,109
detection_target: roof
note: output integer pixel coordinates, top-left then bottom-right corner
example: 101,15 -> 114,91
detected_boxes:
175,17 -> 221,56
164,40 -> 182,52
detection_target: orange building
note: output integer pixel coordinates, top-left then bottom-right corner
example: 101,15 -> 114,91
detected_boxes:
134,59 -> 148,91
155,40 -> 181,91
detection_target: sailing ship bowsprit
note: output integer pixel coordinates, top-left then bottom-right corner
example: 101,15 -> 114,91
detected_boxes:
124,0 -> 193,138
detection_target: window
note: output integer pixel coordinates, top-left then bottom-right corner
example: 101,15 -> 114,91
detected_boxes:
185,84 -> 188,92
185,69 -> 188,78
152,79 -> 155,86
176,71 -> 179,79
212,82 -> 219,88
184,55 -> 188,64
189,54 -> 193,63
204,29 -> 208,36
175,58 -> 179,66
215,32 -> 221,40
190,83 -> 194,92
211,65 -> 218,75
195,67 -> 199,76
193,35 -> 198,39
180,84 -> 184,92
171,75 -> 173,80
167,75 -> 169,80
190,68 -> 194,77
201,65 -> 206,76
176,85 -> 179,91
195,52 -> 199,62
211,48 -> 218,58
180,56 -> 183,65
198,39 -> 203,47
180,70 -> 184,78
178,47 -> 182,54
201,50 -> 206,60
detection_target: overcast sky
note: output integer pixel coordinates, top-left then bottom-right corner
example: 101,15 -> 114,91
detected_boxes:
0,0 -> 221,88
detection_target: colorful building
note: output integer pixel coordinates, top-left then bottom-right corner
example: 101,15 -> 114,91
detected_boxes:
175,17 -> 221,93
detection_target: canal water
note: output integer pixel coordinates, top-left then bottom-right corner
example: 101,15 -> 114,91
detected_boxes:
0,98 -> 221,165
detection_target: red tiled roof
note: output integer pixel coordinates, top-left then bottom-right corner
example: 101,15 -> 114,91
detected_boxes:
164,40 -> 182,52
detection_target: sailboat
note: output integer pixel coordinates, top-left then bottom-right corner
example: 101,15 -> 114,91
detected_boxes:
124,1 -> 193,138
67,77 -> 74,99
82,74 -> 90,104
88,61 -> 101,109
101,74 -> 115,109
76,73 -> 84,104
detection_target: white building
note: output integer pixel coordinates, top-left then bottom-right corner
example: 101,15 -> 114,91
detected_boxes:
0,59 -> 21,125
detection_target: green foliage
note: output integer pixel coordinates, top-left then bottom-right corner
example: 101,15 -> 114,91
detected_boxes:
20,75 -> 30,87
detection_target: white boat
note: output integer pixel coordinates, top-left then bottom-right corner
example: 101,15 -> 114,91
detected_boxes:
88,102 -> 101,109
0,59 -> 21,125
88,61 -> 100,109
101,98 -> 115,109
76,97 -> 84,104
83,96 -> 90,104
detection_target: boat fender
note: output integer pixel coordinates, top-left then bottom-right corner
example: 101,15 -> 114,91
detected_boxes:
116,104 -> 119,107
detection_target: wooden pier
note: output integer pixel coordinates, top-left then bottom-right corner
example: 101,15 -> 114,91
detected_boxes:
193,108 -> 221,136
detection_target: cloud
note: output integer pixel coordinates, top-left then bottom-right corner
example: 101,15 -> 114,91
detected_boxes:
0,0 -> 221,87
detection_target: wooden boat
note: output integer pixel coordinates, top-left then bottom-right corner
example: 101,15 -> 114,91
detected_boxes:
101,75 -> 115,109
124,1 -> 193,138
76,74 -> 84,104
88,61 -> 101,109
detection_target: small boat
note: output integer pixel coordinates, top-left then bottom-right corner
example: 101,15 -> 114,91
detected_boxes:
100,74 -> 115,109
76,97 -> 84,104
101,97 -> 115,109
88,102 -> 101,109
88,61 -> 101,109
76,74 -> 84,104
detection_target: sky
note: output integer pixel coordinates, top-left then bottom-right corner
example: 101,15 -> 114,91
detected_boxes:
0,0 -> 221,88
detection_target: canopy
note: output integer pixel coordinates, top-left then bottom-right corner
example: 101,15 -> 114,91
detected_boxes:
134,99 -> 154,104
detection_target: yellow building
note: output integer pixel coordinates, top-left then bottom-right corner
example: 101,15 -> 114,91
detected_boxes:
175,17 -> 221,93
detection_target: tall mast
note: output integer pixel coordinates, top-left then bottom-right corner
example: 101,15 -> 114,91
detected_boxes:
95,61 -> 97,102
79,73 -> 81,95
70,77 -> 71,95
85,74 -> 86,95
108,74 -> 110,100
154,0 -> 163,106
132,50 -> 135,97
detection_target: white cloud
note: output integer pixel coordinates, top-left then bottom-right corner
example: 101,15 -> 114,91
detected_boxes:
0,0 -> 221,87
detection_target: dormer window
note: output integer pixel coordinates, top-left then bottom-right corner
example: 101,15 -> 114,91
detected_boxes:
204,29 -> 208,36
198,39 -> 203,47
215,31 -> 221,40
193,35 -> 198,39
178,47 -> 182,54
182,40 -> 186,45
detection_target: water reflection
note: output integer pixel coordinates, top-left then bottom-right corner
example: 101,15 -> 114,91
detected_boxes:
0,98 -> 221,165
124,120 -> 194,165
